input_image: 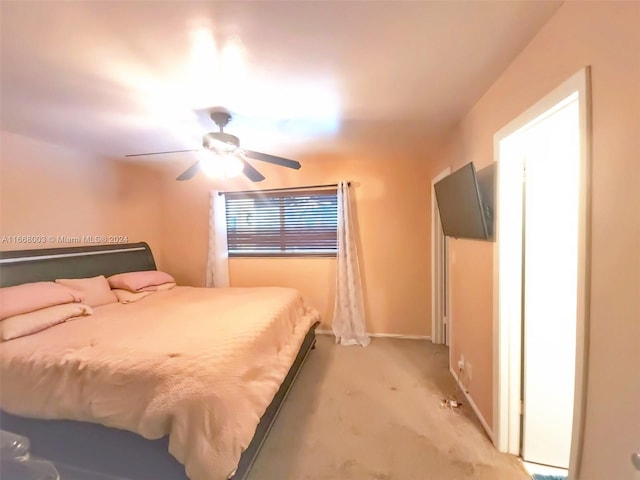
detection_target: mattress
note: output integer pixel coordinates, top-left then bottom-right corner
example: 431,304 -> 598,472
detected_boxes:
0,286 -> 320,480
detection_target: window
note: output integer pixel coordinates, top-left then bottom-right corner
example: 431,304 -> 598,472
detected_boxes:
225,189 -> 338,257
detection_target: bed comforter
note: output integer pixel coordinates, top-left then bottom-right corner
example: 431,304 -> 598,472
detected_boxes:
0,286 -> 319,480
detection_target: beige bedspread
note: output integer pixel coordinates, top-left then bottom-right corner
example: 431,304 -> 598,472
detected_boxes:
0,286 -> 319,480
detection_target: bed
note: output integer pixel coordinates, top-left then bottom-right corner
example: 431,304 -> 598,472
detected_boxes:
0,242 -> 320,480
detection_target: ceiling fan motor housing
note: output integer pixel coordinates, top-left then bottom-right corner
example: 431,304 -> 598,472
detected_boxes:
210,110 -> 232,128
203,132 -> 240,150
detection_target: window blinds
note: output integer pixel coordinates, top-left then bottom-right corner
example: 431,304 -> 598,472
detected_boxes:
225,189 -> 338,256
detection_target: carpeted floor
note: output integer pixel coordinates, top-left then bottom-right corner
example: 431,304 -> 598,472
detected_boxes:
247,335 -> 530,480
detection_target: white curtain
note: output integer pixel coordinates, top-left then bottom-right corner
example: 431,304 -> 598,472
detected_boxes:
206,190 -> 230,287
332,181 -> 370,347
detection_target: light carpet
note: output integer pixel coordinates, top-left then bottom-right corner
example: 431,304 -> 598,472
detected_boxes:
247,335 -> 529,480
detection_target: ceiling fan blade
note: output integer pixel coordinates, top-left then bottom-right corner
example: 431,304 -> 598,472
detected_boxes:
241,159 -> 266,182
126,149 -> 200,158
176,161 -> 201,181
244,150 -> 301,169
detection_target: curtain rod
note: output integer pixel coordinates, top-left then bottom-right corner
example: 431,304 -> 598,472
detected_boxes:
218,182 -> 350,196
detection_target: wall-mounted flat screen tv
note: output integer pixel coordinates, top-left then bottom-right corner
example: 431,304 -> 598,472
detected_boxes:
434,162 -> 490,240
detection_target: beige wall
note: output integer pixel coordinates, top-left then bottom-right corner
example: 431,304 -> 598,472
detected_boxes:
0,130 -> 162,260
436,2 -> 640,478
159,149 -> 433,335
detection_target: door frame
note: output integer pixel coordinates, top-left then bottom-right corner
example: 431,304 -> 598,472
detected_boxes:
492,67 -> 591,479
431,167 -> 451,346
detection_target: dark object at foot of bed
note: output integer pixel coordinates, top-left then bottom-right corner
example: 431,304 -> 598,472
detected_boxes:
1,325 -> 318,480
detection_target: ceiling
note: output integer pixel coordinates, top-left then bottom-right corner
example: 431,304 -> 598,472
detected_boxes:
0,1 -> 562,162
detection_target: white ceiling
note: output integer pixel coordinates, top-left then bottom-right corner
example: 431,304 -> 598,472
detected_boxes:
0,1 -> 562,161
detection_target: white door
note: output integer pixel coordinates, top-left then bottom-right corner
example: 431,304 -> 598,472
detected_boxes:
443,237 -> 449,347
521,96 -> 580,468
431,168 -> 451,346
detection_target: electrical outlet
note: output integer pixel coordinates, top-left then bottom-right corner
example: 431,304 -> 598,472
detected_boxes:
457,355 -> 465,371
466,362 -> 472,381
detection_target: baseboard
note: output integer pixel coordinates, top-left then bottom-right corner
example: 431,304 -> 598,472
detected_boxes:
449,366 -> 494,443
316,329 -> 431,341
315,329 -> 333,336
370,332 -> 432,340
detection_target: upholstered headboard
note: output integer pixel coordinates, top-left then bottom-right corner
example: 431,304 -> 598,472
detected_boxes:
0,242 -> 156,287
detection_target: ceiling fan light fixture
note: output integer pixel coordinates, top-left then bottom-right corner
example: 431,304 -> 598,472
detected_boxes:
199,151 -> 243,180
222,154 -> 244,178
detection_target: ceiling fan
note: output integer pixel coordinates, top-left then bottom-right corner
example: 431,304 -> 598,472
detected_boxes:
125,108 -> 302,182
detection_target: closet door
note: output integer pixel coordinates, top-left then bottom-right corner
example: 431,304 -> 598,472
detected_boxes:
521,98 -> 580,468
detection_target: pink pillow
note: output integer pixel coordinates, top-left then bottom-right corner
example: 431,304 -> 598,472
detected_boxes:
107,271 -> 175,292
56,276 -> 118,308
0,303 -> 93,341
112,289 -> 152,304
138,282 -> 176,292
113,282 -> 175,304
0,282 -> 83,320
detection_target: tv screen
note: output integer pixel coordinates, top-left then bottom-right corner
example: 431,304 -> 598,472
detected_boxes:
434,162 -> 489,240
